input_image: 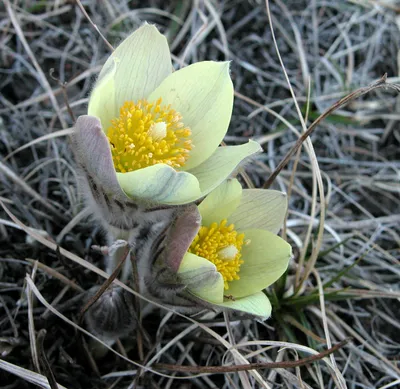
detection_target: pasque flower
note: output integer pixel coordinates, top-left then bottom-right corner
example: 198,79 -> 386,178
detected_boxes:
73,24 -> 260,206
177,179 -> 292,318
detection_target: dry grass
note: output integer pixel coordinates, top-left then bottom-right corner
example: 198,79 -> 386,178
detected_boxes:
0,0 -> 399,388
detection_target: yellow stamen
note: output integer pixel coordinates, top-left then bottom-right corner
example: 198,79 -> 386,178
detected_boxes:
107,98 -> 192,173
188,219 -> 245,290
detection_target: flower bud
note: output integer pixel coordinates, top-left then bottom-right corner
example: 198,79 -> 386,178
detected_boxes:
84,285 -> 136,342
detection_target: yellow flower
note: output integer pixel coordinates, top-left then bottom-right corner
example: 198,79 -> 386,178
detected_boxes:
73,24 -> 261,206
177,179 -> 292,318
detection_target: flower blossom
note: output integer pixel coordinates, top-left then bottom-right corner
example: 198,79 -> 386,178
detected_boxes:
177,179 -> 292,318
73,24 -> 260,206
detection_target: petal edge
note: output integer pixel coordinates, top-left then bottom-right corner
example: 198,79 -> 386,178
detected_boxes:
178,253 -> 224,303
72,115 -> 125,198
229,189 -> 288,233
198,179 -> 242,226
227,229 -> 291,298
116,164 -> 202,205
149,61 -> 234,170
189,140 -> 262,199
215,292 -> 272,319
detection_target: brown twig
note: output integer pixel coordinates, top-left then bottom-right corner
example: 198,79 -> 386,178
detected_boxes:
75,0 -> 114,52
154,338 -> 351,374
263,74 -> 400,189
49,69 -> 76,122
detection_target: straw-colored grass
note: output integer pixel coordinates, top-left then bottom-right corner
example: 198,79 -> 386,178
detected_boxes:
0,1 -> 399,388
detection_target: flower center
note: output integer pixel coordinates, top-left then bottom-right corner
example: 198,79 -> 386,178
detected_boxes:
188,219 -> 245,290
107,98 -> 192,173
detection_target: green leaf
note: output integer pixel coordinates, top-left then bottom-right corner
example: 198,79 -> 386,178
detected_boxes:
321,256 -> 363,290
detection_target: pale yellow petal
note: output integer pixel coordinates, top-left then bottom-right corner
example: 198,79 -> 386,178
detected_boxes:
227,229 -> 291,298
215,292 -> 272,319
229,190 -> 287,233
178,253 -> 224,303
116,164 -> 201,205
148,61 -> 233,170
88,58 -> 116,133
89,24 -> 172,131
188,140 -> 262,198
198,179 -> 242,226
114,24 -> 171,108
117,141 -> 259,205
